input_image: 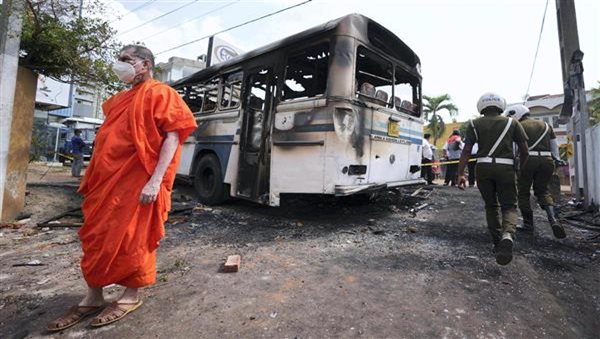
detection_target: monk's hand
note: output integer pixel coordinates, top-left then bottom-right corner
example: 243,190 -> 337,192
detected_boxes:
140,179 -> 161,204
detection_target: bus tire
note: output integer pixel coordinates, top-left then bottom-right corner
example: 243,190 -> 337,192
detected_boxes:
193,154 -> 227,205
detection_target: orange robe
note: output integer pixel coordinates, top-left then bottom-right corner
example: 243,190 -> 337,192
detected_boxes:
78,79 -> 197,288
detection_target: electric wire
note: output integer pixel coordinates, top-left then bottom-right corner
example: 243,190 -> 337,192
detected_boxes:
524,0 -> 549,101
111,0 -> 158,22
139,0 -> 240,42
117,0 -> 201,36
156,0 -> 313,56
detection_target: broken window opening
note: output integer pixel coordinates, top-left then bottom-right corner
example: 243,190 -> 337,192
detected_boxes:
176,84 -> 203,115
245,68 -> 270,152
355,46 -> 393,108
220,71 -> 243,109
393,65 -> 420,117
201,77 -> 220,113
283,42 -> 330,101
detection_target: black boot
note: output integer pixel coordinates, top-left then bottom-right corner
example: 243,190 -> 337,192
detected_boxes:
517,210 -> 534,234
495,232 -> 514,265
544,205 -> 566,239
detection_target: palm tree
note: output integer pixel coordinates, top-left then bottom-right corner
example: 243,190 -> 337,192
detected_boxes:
423,94 -> 459,145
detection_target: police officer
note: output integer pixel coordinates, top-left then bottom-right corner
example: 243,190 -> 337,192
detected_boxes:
505,104 -> 566,239
457,93 -> 529,265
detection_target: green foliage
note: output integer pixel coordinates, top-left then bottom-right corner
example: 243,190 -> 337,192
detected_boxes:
427,114 -> 445,145
18,0 -> 120,88
423,94 -> 459,145
589,82 -> 600,126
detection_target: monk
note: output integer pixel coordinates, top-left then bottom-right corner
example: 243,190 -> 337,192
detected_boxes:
47,45 -> 197,331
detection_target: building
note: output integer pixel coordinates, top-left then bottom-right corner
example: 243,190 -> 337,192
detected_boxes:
155,56 -> 206,84
31,76 -> 106,161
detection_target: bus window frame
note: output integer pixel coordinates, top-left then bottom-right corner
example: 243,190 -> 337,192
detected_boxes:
199,76 -> 221,114
282,39 -> 332,103
219,71 -> 244,110
354,44 -> 422,117
355,45 -> 394,108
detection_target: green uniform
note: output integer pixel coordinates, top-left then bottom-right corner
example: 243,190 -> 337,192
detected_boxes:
517,118 -> 556,214
465,115 -> 528,244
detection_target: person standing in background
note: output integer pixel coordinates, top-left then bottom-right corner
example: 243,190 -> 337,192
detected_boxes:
421,133 -> 434,185
467,143 -> 479,187
70,129 -> 86,178
443,130 -> 464,186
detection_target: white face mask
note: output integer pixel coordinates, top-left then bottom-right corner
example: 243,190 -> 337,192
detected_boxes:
112,60 -> 141,84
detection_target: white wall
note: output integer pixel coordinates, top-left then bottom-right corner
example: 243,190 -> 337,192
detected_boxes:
585,124 -> 600,206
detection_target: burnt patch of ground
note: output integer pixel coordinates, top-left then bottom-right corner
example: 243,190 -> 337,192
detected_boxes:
1,183 -> 599,338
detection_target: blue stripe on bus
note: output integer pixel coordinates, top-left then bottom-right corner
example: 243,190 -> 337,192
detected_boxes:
371,130 -> 423,145
372,120 -> 423,137
194,135 -> 235,174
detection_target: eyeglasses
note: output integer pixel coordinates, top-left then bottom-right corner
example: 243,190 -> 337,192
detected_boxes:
118,56 -> 145,65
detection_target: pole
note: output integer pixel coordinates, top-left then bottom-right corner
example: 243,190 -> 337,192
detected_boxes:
555,0 -> 589,205
206,35 -> 214,68
53,128 -> 60,162
0,0 -> 25,221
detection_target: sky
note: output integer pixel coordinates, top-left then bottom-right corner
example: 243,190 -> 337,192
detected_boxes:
100,0 -> 600,122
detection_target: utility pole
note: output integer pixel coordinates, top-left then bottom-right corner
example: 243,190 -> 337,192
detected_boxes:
556,0 -> 589,206
0,0 -> 25,221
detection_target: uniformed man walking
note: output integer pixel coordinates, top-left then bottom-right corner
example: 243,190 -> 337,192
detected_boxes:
505,104 -> 566,239
457,93 -> 529,265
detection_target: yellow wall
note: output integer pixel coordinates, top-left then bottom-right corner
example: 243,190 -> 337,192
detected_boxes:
425,121 -> 464,150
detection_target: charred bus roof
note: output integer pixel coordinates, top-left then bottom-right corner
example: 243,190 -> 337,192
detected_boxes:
171,13 -> 421,87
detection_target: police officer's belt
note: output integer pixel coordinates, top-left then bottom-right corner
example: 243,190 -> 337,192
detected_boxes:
476,157 -> 514,165
528,151 -> 551,156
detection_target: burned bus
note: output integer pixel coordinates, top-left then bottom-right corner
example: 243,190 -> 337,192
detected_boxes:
171,14 -> 424,206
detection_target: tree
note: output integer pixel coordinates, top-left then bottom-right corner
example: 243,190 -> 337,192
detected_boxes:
18,0 -> 119,87
423,94 -> 459,145
589,81 -> 600,126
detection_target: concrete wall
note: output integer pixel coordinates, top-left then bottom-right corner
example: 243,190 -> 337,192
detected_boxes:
2,67 -> 37,221
585,124 -> 600,206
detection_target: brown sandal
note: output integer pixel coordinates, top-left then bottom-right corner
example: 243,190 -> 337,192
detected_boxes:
90,300 -> 143,327
47,305 -> 104,332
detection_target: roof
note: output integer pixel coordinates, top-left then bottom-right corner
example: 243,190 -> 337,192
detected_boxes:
171,14 -> 420,87
522,91 -> 593,110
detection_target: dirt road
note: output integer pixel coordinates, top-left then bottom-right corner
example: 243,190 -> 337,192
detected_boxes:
1,177 -> 599,338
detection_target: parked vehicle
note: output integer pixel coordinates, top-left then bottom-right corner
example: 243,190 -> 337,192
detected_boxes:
171,14 -> 424,206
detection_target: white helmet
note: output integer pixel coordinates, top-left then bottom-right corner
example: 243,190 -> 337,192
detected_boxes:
504,104 -> 530,120
477,92 -> 506,113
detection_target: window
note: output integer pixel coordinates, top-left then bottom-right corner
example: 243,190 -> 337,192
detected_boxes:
220,71 -> 243,109
355,46 -> 393,108
393,66 -> 420,117
176,77 -> 220,114
201,77 -> 219,112
244,69 -> 270,151
176,84 -> 203,114
552,116 -> 560,128
283,42 -> 330,101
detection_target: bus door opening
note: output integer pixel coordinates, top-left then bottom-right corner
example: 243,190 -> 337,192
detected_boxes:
237,68 -> 273,202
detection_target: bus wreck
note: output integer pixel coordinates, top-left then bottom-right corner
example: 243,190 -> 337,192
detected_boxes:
171,14 -> 424,206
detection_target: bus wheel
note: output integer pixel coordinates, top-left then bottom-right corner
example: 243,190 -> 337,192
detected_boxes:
194,154 -> 226,205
